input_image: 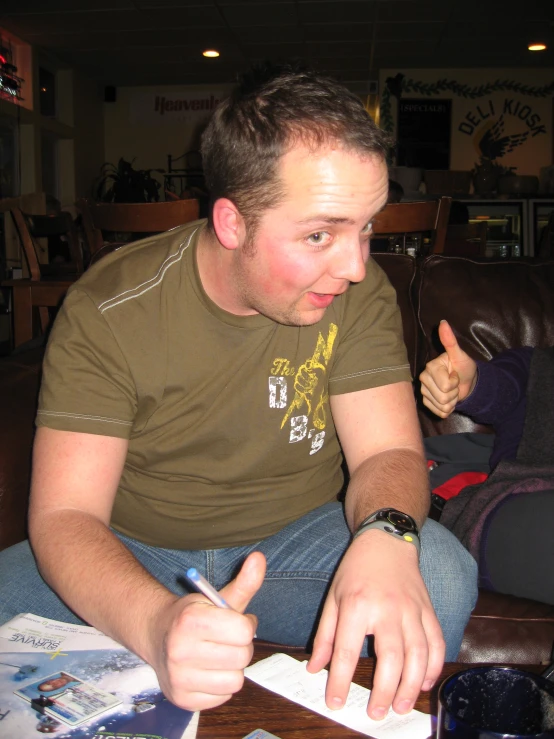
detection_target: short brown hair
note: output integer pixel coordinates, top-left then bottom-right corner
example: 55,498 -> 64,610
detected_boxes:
201,64 -> 390,229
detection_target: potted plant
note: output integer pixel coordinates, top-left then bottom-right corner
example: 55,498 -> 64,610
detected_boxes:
471,158 -> 513,197
94,158 -> 163,203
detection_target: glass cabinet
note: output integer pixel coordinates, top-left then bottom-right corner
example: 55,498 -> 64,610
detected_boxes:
460,199 -> 527,257
528,199 -> 554,256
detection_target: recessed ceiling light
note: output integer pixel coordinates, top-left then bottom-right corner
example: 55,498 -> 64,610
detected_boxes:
528,43 -> 547,51
203,50 -> 220,58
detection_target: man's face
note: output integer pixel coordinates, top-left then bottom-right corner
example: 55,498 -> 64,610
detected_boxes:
232,143 -> 389,326
38,675 -> 72,691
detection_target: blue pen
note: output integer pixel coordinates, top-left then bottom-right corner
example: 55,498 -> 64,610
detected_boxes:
186,568 -> 231,609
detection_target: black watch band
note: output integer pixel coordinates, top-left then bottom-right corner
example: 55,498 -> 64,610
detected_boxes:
352,507 -> 421,555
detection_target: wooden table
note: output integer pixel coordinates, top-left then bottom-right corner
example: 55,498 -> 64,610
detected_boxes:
1,278 -> 75,347
197,646 -> 543,738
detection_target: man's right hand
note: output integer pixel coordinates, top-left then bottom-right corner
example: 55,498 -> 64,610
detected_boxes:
419,320 -> 478,418
150,551 -> 266,712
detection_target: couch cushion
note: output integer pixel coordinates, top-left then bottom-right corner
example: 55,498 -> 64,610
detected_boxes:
459,590 -> 554,665
416,256 -> 554,437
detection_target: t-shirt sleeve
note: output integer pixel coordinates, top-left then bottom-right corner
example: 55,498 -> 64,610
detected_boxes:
329,258 -> 411,395
36,287 -> 137,438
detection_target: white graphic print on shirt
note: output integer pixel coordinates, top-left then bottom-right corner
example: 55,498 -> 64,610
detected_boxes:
268,324 -> 338,455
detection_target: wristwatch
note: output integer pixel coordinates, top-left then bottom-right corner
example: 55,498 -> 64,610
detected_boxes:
352,508 -> 421,556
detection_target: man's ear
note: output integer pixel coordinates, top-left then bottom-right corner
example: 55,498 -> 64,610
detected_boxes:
212,198 -> 245,251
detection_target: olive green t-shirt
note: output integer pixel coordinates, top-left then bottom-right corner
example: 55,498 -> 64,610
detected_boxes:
37,220 -> 411,549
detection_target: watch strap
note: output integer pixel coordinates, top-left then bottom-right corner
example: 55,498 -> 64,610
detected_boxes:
353,519 -> 421,555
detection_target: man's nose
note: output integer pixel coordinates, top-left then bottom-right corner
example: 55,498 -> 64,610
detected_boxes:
331,241 -> 367,284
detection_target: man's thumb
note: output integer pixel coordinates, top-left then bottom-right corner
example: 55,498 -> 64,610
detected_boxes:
438,319 -> 468,366
220,551 -> 266,614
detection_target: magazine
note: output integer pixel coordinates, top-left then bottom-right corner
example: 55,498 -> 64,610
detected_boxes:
0,613 -> 198,738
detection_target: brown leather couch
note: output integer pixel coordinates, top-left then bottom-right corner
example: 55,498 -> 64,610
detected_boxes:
1,254 -> 554,664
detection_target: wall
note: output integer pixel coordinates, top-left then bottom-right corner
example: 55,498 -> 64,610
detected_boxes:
73,73 -> 105,200
378,68 -> 554,177
103,84 -> 232,197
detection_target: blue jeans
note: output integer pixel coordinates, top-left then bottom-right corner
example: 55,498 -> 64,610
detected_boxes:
0,502 -> 477,660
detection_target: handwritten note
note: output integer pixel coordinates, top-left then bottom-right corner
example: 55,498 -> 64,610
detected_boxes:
245,653 -> 433,738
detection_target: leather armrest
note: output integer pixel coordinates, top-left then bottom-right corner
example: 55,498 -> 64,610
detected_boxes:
459,590 -> 554,665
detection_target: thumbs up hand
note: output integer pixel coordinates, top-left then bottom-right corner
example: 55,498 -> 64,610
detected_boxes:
219,550 -> 266,616
419,320 -> 478,418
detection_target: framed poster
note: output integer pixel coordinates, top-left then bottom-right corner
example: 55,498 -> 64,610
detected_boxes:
397,98 -> 452,170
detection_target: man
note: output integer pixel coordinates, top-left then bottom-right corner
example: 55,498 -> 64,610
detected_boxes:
419,319 -> 554,604
0,66 -> 477,718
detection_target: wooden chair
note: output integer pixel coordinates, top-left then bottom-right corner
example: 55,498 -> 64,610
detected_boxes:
372,197 -> 452,255
9,208 -> 84,280
444,222 -> 488,257
77,199 -> 200,259
2,208 -> 84,346
1,275 -> 76,348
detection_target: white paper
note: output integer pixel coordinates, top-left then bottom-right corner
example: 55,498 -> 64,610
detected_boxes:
245,653 -> 433,739
183,711 -> 200,737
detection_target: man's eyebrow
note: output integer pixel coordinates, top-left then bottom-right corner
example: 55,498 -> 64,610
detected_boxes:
295,216 -> 357,226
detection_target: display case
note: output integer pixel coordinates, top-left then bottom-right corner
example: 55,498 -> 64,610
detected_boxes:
461,199 -> 527,257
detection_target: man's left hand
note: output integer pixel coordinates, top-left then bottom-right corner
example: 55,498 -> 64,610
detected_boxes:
307,529 -> 445,719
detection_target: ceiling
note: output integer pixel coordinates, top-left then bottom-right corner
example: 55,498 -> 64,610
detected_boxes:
1,0 -> 553,89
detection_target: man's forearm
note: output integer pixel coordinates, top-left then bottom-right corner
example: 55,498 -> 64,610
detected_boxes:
344,447 -> 430,531
30,510 -> 178,666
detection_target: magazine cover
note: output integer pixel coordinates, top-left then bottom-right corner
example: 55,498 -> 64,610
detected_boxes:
0,613 -> 198,738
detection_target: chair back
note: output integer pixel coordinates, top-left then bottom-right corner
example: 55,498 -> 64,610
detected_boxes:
372,197 -> 451,254
10,208 -> 84,280
77,199 -> 200,255
445,222 -> 488,257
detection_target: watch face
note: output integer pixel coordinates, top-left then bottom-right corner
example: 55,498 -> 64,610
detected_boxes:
384,510 -> 417,532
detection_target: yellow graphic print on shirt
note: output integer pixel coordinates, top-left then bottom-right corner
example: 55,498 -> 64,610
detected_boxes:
268,323 -> 338,456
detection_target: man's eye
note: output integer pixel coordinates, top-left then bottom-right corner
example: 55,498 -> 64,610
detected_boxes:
308,232 -> 326,244
361,222 -> 373,236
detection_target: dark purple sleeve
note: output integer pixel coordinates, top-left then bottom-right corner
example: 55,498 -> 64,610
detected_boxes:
455,346 -> 533,467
